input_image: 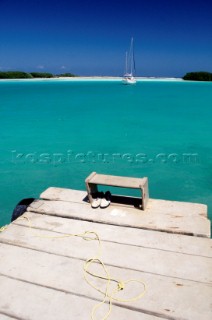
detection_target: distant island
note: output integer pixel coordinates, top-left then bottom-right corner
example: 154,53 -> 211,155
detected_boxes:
0,71 -> 77,79
183,71 -> 212,81
1,70 -> 212,81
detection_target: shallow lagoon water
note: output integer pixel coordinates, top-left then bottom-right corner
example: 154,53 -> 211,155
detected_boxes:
0,79 -> 212,226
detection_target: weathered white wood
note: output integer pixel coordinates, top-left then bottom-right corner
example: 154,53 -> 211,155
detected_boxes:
85,172 -> 149,210
1,223 -> 211,284
28,197 -> 210,237
0,314 -> 18,320
14,212 -> 212,257
0,275 -> 159,320
41,187 -> 208,218
40,187 -> 88,203
0,186 -> 211,320
0,243 -> 211,320
86,172 -> 148,189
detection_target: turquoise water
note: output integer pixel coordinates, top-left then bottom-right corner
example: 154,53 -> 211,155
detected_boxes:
0,79 -> 212,227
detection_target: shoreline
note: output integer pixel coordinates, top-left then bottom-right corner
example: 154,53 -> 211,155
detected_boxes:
0,76 -> 183,82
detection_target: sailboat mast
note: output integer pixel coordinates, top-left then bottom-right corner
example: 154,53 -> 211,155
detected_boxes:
125,51 -> 128,75
122,37 -> 136,84
133,40 -> 136,76
130,37 -> 134,75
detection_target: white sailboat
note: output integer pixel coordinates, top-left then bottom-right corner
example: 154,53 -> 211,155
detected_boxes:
122,37 -> 136,85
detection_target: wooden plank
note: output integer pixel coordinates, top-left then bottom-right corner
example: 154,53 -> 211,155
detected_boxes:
1,186 -> 211,320
40,188 -> 88,203
13,212 -> 212,257
28,198 -> 210,237
0,314 -> 18,320
40,187 -> 208,218
0,275 -> 160,320
1,223 -> 211,284
40,187 -> 209,222
86,172 -> 148,188
0,243 -> 211,320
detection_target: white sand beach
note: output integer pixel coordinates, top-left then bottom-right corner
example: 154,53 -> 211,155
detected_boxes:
0,76 -> 183,81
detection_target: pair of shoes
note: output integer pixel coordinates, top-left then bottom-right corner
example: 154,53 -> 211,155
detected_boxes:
100,191 -> 111,208
91,191 -> 111,209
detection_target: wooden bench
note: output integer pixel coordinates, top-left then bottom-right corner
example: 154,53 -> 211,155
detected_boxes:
85,172 -> 149,210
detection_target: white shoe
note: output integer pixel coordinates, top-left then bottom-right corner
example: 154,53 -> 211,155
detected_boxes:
91,192 -> 103,208
100,191 -> 111,208
91,198 -> 101,208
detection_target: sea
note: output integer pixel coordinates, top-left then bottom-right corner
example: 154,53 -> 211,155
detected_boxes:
0,79 -> 212,228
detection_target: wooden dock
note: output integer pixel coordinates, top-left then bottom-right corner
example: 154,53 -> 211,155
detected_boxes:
0,187 -> 211,319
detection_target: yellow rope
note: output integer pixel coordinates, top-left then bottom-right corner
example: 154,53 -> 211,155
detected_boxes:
0,225 -> 8,232
18,215 -> 146,319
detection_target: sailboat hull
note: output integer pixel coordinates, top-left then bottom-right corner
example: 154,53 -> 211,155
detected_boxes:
122,77 -> 136,85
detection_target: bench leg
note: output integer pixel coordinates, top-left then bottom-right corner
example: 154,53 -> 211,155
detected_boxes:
141,180 -> 149,210
86,183 -> 98,204
85,172 -> 97,204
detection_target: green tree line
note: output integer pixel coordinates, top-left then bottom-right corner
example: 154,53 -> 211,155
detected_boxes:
183,71 -> 212,81
0,71 -> 76,79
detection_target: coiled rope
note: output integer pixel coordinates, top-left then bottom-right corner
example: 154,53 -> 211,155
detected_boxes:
0,225 -> 7,232
16,215 -> 147,319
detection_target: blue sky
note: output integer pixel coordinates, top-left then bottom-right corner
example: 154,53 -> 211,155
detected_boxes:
0,0 -> 212,77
